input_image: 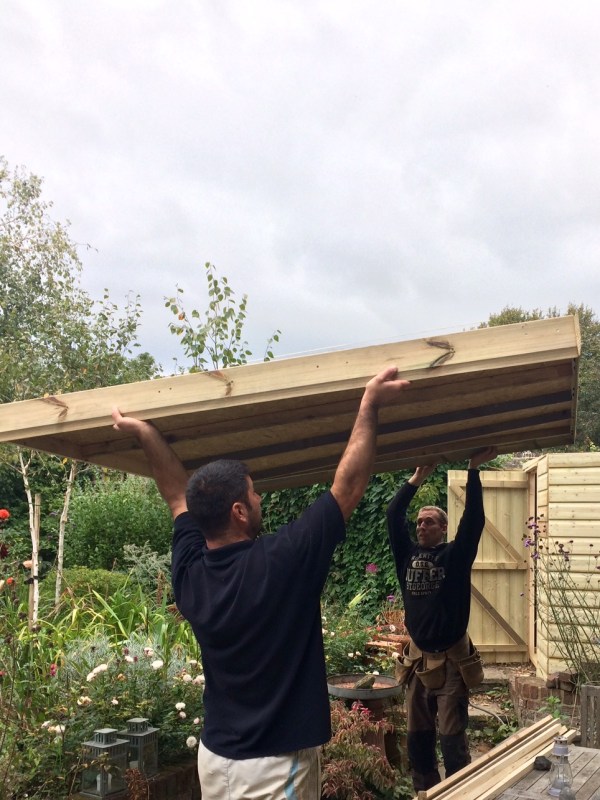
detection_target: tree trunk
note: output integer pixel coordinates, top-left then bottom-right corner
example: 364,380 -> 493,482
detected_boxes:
55,460 -> 78,608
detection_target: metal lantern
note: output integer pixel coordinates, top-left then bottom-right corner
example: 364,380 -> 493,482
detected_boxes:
118,717 -> 159,776
80,728 -> 129,797
548,735 -> 573,797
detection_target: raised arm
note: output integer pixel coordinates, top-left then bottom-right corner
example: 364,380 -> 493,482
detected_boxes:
111,408 -> 189,519
331,366 -> 410,520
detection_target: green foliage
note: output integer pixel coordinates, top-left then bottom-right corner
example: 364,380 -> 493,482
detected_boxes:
0,505 -> 32,566
40,566 -> 129,607
0,157 -> 158,594
0,157 -> 157,404
322,700 -> 399,800
0,570 -> 202,798
539,694 -> 564,720
122,541 -> 172,598
322,605 -> 374,676
481,303 -> 600,448
166,261 -> 281,370
65,475 -> 172,570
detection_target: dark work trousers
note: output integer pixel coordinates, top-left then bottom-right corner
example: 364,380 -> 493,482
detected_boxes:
405,656 -> 470,792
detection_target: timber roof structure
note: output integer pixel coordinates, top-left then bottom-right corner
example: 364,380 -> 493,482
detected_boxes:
0,316 -> 580,491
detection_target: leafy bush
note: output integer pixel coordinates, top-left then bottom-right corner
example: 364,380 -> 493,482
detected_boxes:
122,542 -> 172,600
40,566 -> 129,608
0,573 -> 202,799
322,605 -> 374,676
322,700 -> 399,800
65,475 -> 172,570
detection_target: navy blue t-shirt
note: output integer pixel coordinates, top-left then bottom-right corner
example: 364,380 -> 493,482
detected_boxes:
171,490 -> 345,759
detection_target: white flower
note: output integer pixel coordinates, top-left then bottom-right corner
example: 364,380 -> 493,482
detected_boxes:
144,647 -> 154,656
124,655 -> 134,663
86,672 -> 96,682
193,717 -> 201,725
193,674 -> 205,685
186,736 -> 198,749
373,670 -> 380,675
391,651 -> 400,660
111,698 -> 119,706
330,631 -> 335,637
151,659 -> 164,670
175,702 -> 186,710
77,696 -> 92,707
179,711 -> 187,719
355,651 -> 361,656
390,624 -> 396,632
94,663 -> 108,674
41,720 -> 52,729
48,724 -> 65,734
322,628 -> 327,635
348,652 -> 354,658
182,674 -> 193,683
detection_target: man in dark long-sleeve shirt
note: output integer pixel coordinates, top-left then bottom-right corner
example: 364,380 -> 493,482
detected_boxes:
387,447 -> 496,791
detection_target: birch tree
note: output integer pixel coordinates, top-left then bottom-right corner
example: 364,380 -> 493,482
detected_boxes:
0,156 -> 156,614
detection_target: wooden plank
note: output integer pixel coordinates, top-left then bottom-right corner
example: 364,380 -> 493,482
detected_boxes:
548,503 -> 600,520
549,486 -> 600,503
418,719 -> 569,800
546,453 -> 600,468
416,716 -> 561,800
549,468 -> 600,485
0,316 -> 580,489
471,586 -> 528,647
495,744 -> 596,800
450,484 -> 524,562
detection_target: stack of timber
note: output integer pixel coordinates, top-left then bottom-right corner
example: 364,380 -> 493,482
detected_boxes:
366,632 -> 410,655
0,316 -> 580,490
416,716 -> 577,800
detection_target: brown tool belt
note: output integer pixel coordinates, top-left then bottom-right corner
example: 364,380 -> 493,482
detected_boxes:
394,632 -> 484,690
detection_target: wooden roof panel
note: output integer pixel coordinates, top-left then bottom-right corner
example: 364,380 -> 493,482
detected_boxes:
0,316 -> 580,490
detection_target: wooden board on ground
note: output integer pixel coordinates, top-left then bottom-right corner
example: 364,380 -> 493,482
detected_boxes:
416,717 -> 577,800
0,316 -> 580,490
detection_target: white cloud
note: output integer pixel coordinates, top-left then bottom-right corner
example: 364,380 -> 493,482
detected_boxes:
2,0 -> 600,372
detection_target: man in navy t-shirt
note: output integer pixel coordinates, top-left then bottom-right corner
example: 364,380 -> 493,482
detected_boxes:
112,366 -> 410,800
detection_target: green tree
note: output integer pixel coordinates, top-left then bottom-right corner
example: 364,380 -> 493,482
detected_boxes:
480,304 -> 600,448
0,156 -> 158,612
166,261 -> 281,370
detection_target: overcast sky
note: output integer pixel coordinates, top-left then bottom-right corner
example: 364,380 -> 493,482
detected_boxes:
3,1 -> 600,373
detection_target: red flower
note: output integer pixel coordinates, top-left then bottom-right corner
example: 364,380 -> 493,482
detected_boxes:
0,509 -> 9,521
50,664 -> 58,677
365,563 -> 378,574
6,577 -> 14,586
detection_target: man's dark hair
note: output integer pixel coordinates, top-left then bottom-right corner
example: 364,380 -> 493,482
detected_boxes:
186,459 -> 250,539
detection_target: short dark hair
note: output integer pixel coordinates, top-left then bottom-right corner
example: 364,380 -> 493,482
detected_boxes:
186,459 -> 250,538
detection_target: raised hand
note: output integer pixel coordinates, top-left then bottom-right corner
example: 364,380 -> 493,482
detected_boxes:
468,446 -> 498,469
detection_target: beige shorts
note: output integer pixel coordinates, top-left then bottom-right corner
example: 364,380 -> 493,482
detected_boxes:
198,740 -> 322,800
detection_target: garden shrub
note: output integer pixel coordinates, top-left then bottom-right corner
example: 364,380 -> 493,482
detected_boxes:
40,566 -> 129,607
65,475 -> 172,570
0,577 -> 202,798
